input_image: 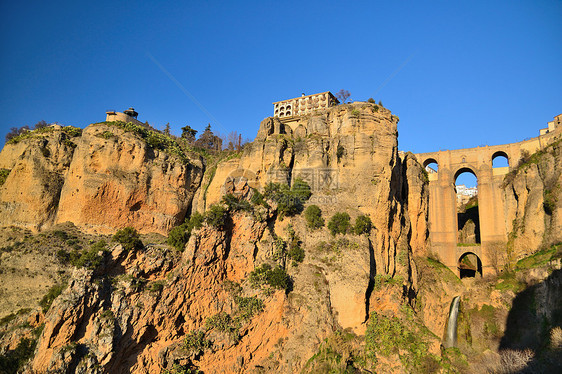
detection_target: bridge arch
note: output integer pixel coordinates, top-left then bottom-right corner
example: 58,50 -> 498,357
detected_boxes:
454,166 -> 477,181
492,150 -> 509,167
423,157 -> 439,169
458,252 -> 483,278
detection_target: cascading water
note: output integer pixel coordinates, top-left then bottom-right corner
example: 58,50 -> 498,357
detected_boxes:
443,296 -> 461,348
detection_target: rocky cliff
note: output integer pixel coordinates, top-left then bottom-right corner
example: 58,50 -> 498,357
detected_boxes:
1,103 -> 436,373
0,123 -> 203,235
502,139 -> 562,261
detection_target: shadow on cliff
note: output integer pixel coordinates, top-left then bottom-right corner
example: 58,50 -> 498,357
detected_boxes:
499,268 -> 562,373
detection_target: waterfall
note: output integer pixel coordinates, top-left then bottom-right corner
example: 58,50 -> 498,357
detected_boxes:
443,296 -> 461,348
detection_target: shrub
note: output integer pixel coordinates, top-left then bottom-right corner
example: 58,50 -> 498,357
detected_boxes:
304,205 -> 324,229
221,193 -> 251,212
235,296 -> 265,321
350,109 -> 360,117
368,98 -> 376,104
204,204 -> 228,229
39,283 -> 66,313
0,337 -> 37,374
263,179 -> 312,217
286,225 -> 304,264
167,212 -> 204,251
249,264 -> 292,292
112,227 -> 143,251
328,212 -> 351,236
72,240 -> 108,270
205,312 -> 239,340
0,169 -> 10,187
353,215 -> 372,235
183,331 -> 211,354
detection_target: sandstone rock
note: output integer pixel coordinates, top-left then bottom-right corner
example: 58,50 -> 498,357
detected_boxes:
0,130 -> 76,230
54,123 -> 204,235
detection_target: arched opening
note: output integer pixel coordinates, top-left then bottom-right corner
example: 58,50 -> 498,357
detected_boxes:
423,158 -> 439,174
492,151 -> 509,168
455,168 -> 480,245
458,252 -> 483,278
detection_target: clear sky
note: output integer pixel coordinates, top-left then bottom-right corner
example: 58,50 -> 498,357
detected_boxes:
1,1 -> 561,175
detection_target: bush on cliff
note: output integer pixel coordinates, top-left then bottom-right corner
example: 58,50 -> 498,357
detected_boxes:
304,205 -> 324,229
221,193 -> 251,212
328,212 -> 351,236
249,264 -> 292,292
112,227 -> 143,251
204,204 -> 228,229
353,215 -> 372,235
0,169 -> 10,187
167,212 -> 204,251
264,178 -> 312,217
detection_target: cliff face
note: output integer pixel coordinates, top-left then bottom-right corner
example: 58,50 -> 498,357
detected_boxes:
0,128 -> 77,230
503,139 -> 562,261
55,123 -> 203,235
199,103 -> 415,278
0,124 -> 204,235
6,103 -> 433,373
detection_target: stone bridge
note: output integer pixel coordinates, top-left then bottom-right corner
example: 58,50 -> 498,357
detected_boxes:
414,115 -> 561,277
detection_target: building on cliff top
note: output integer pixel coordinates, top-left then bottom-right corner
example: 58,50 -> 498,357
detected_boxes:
273,91 -> 339,119
105,107 -> 144,126
540,113 -> 561,135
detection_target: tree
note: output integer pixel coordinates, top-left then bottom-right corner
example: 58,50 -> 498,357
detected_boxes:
181,125 -> 197,142
164,123 -> 171,136
34,120 -> 48,129
194,124 -> 222,151
378,100 -> 383,107
336,89 -> 351,104
5,125 -> 30,142
327,212 -> 351,236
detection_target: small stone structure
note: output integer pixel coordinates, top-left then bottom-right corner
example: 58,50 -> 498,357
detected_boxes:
415,114 -> 562,277
105,107 -> 144,126
273,92 -> 339,119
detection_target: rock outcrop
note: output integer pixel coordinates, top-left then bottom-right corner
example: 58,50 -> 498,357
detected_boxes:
0,128 -> 77,230
55,124 -> 203,235
0,124 -> 204,235
503,139 -> 562,261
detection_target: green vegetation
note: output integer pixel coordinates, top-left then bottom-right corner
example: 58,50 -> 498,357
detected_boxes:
39,283 -> 66,313
148,280 -> 166,294
167,212 -> 204,251
304,205 -> 324,229
263,178 -> 312,217
249,264 -> 292,292
6,125 -> 82,145
100,121 -> 191,163
204,204 -> 228,229
543,188 -> 558,215
204,294 -> 265,344
0,169 -> 10,187
221,193 -> 251,212
368,97 -> 376,104
0,337 -> 38,374
336,144 -> 345,161
353,215 -> 372,235
205,312 -> 240,341
96,130 -> 115,139
112,227 -> 143,251
350,109 -> 361,117
234,296 -> 265,321
286,225 -> 305,264
515,243 -> 561,270
56,240 -> 108,270
327,212 -> 351,236
365,305 -> 441,373
183,331 -> 212,354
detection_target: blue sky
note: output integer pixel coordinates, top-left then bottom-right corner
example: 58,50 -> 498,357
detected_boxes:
1,1 -> 561,185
